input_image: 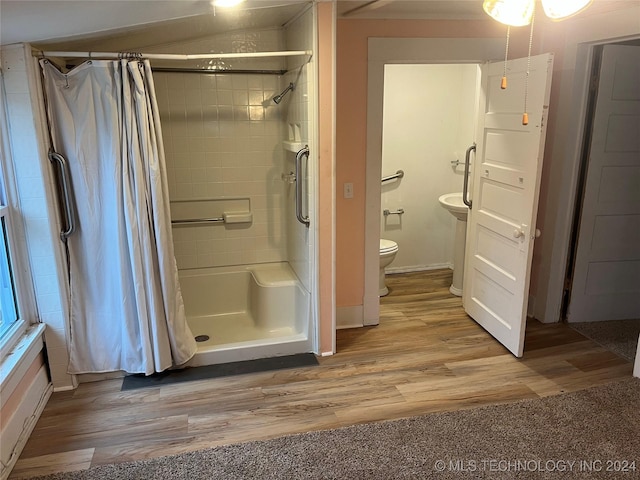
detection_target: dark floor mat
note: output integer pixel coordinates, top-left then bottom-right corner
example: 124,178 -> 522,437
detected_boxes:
121,353 -> 319,391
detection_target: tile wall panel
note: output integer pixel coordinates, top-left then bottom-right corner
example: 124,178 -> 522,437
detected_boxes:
155,68 -> 287,269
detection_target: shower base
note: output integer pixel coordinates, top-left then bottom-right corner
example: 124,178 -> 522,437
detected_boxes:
179,263 -> 311,366
188,314 -> 298,347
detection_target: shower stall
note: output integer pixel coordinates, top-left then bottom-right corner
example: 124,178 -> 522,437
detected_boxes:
38,5 -> 318,370
152,10 -> 318,366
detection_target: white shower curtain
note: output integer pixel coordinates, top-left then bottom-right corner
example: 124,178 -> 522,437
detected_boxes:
41,59 -> 197,375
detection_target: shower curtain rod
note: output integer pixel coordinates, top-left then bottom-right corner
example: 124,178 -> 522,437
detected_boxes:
34,50 -> 312,61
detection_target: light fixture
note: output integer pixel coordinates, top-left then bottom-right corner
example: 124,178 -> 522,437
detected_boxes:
484,0 -> 594,26
211,0 -> 245,7
483,0 -> 535,27
541,0 -> 594,20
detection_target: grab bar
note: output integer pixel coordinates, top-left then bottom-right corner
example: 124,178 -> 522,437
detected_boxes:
383,208 -> 404,216
295,146 -> 310,227
463,143 -> 475,209
382,169 -> 404,184
48,150 -> 76,241
171,217 -> 224,226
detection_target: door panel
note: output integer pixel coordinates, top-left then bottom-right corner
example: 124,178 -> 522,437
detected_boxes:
463,53 -> 554,357
568,45 -> 640,322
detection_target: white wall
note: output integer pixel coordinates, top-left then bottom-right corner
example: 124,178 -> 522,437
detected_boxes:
283,7 -> 314,292
381,64 -> 478,272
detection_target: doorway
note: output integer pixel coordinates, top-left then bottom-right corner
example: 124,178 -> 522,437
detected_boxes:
380,64 -> 479,278
362,37 -> 505,326
563,41 -> 640,363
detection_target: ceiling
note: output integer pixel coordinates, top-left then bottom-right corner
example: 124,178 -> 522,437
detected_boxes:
337,1 -> 485,19
1,0 -> 486,47
0,1 -> 310,46
1,0 -> 637,47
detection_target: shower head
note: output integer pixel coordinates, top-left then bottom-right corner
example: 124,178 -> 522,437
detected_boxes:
273,82 -> 295,104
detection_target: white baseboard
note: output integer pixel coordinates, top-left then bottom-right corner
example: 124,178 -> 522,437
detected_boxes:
1,366 -> 52,480
336,305 -> 364,329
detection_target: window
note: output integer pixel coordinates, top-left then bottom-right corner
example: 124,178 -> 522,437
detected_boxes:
0,209 -> 18,339
0,75 -> 29,355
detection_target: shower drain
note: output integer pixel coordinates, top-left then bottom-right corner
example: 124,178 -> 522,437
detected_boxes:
194,335 -> 210,342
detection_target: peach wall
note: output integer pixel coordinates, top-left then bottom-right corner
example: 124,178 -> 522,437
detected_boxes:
336,17 -> 568,308
317,2 -> 335,353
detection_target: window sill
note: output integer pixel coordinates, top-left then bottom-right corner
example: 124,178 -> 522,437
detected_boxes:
0,323 -> 46,404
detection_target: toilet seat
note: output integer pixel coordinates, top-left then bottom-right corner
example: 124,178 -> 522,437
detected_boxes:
380,239 -> 398,254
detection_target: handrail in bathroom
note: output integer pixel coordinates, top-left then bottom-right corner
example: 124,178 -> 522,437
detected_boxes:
383,208 -> 405,216
463,143 -> 476,209
295,146 -> 310,227
48,150 -> 76,241
381,170 -> 404,184
171,217 -> 224,226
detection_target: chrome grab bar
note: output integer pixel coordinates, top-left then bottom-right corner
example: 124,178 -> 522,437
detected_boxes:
463,143 -> 475,209
171,217 -> 224,226
48,150 -> 76,241
295,146 -> 310,227
383,208 -> 404,216
381,169 -> 404,184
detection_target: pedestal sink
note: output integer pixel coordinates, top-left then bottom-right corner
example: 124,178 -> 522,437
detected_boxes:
438,192 -> 469,296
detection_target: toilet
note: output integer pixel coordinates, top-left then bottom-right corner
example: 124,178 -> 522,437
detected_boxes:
379,239 -> 399,296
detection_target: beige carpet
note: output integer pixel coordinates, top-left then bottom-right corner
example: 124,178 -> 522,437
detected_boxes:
31,378 -> 640,480
569,319 -> 640,363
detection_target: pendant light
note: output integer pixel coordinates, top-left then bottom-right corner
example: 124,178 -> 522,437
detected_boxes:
541,0 -> 594,20
484,0 -> 594,26
482,0 -> 535,26
211,0 -> 245,7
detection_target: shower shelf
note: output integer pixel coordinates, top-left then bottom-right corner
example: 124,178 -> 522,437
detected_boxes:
283,141 -> 307,153
282,140 -> 307,153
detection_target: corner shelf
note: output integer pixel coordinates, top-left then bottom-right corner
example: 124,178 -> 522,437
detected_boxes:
283,141 -> 307,153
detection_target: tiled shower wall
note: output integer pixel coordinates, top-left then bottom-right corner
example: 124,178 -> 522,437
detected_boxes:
152,29 -> 290,269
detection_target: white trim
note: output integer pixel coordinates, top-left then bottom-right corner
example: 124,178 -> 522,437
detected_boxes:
0,366 -> 52,480
336,305 -> 364,329
0,63 -> 38,350
0,323 -> 45,407
308,2 -> 322,356
0,320 -> 27,363
634,336 -> 640,378
52,385 -> 76,392
364,37 -> 505,327
329,1 -> 337,353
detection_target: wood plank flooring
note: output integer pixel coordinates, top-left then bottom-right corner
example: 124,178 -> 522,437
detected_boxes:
10,269 -> 634,479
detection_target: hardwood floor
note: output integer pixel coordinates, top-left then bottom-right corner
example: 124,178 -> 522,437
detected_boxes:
10,270 -> 634,479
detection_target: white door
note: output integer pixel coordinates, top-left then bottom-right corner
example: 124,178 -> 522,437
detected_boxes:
567,45 -> 640,323
463,53 -> 554,357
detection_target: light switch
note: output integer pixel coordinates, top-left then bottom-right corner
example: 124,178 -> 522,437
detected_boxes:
344,182 -> 354,199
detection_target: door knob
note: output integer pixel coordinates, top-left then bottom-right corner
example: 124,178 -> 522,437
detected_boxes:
513,229 -> 525,238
